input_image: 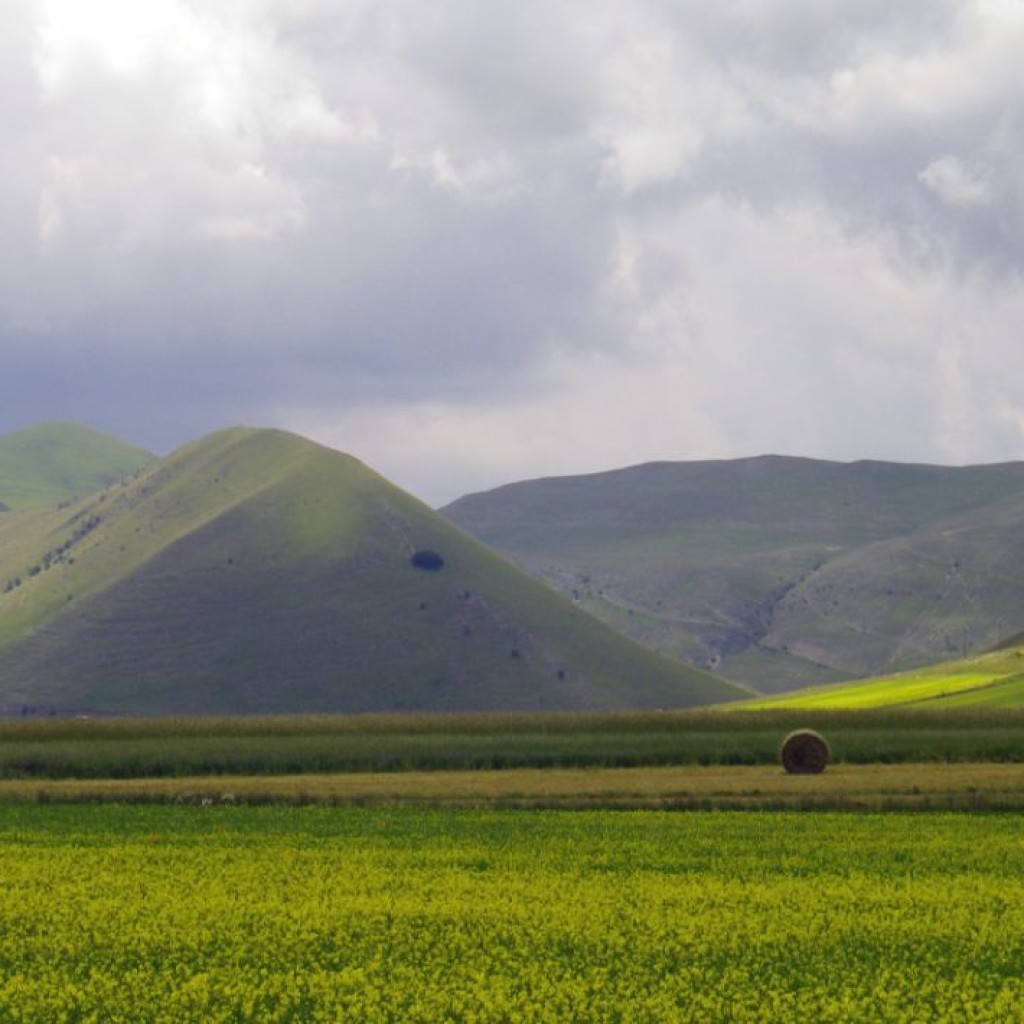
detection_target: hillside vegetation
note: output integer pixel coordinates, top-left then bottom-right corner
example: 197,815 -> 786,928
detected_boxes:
0,427 -> 745,715
444,455 -> 1024,691
0,421 -> 153,510
735,645 -> 1024,710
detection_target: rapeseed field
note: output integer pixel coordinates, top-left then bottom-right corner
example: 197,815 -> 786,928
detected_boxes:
1,805 -> 1022,1022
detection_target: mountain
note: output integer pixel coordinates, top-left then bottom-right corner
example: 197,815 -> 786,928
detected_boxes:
0,421 -> 154,511
442,456 -> 1024,692
0,427 -> 746,715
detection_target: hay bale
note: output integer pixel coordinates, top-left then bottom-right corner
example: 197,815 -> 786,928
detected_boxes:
780,729 -> 830,774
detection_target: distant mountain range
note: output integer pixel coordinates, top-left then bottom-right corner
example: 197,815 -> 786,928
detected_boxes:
443,456 -> 1024,692
9,421 -> 1024,713
0,424 -> 742,715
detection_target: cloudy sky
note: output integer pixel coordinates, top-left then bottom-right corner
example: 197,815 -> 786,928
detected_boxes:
3,0 -> 1024,503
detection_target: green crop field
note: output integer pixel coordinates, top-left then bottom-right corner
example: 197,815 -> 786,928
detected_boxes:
5,708 -> 1024,780
738,647 -> 1024,710
2,805 -> 1023,1022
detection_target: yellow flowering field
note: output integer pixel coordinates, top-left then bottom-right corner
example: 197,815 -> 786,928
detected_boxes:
1,806 -> 1023,1022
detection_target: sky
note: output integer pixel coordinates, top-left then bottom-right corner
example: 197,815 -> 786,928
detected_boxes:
3,0 -> 1024,505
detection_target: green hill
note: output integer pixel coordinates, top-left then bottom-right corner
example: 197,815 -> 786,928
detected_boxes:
0,422 -> 154,511
0,428 -> 746,715
443,456 -> 1024,691
733,645 -> 1024,710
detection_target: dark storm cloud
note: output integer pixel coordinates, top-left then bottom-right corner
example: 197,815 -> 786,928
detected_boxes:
3,1 -> 1024,500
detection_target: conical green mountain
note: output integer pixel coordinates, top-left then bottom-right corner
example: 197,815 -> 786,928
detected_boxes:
0,428 -> 746,714
0,421 -> 154,511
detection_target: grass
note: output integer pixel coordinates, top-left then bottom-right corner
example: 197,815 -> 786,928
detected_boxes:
737,647 -> 1024,709
0,420 -> 152,510
4,708 -> 1024,781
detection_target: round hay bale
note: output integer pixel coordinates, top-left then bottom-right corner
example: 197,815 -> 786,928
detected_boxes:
780,729 -> 830,774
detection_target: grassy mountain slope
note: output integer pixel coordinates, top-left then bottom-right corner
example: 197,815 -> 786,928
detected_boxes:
443,456 -> 1024,691
0,422 -> 154,511
0,428 -> 746,715
760,492 -> 1024,677
735,646 -> 1024,710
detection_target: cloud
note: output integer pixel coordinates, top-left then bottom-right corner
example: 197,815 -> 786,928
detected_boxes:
2,1 -> 1024,502
918,155 -> 992,207
298,193 -> 1024,503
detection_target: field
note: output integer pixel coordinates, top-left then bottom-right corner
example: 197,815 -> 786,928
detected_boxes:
4,710 -> 1024,1020
0,804 -> 1022,1022
3,709 -> 1024,789
738,647 -> 1024,710
3,762 -> 1024,811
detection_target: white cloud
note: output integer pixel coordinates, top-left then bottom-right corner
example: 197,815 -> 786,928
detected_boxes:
804,1 -> 1024,138
31,0 -> 362,258
589,9 -> 755,193
918,154 -> 992,207
36,0 -> 189,88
